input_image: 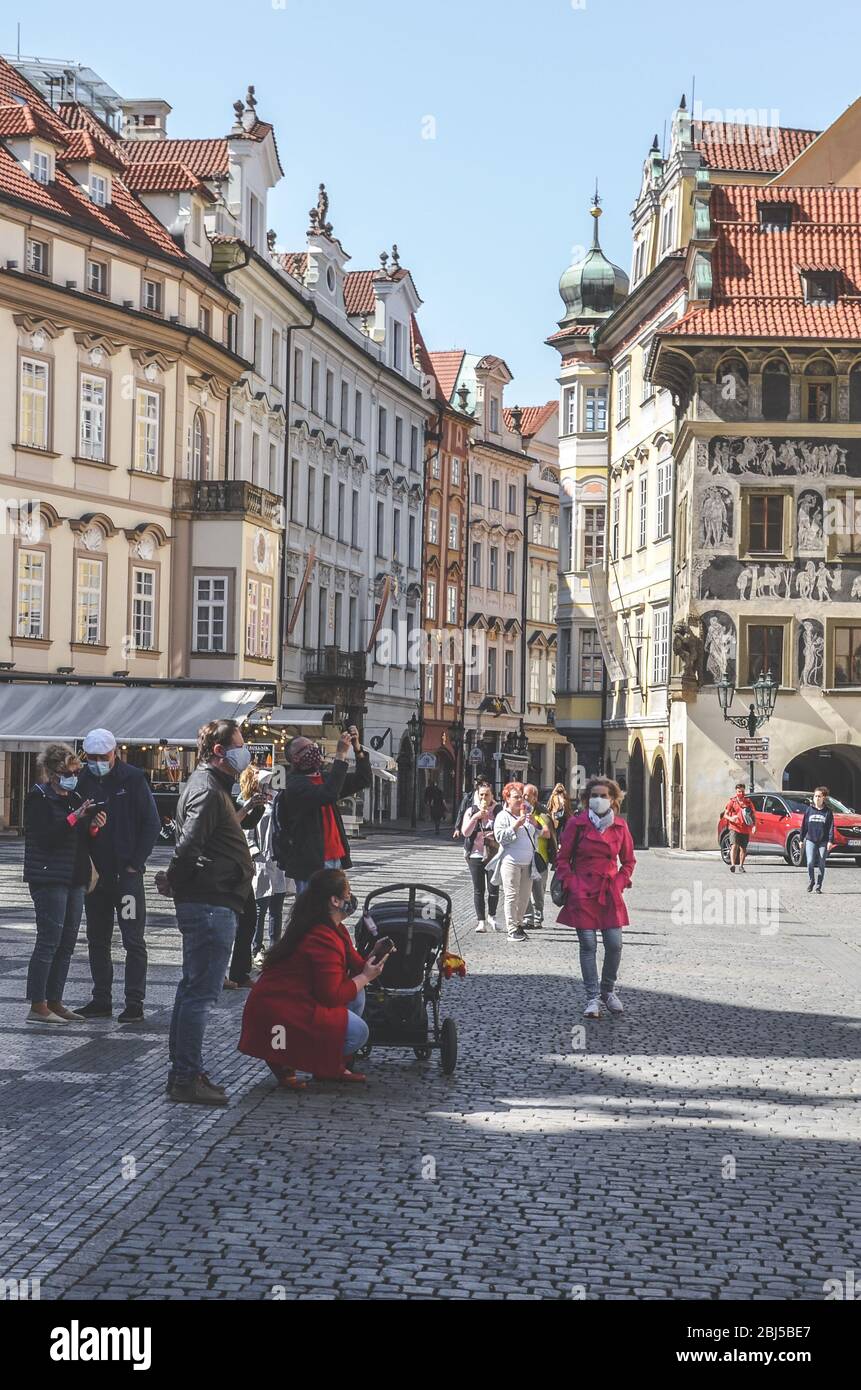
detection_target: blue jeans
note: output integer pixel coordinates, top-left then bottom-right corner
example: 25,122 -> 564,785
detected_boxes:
805,839 -> 828,886
169,903 -> 237,1083
295,858 -> 342,898
345,987 -> 368,1054
253,894 -> 285,953
27,885 -> 85,1005
576,927 -> 623,997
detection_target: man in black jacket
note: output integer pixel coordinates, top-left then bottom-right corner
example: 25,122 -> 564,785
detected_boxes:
76,728 -> 160,1024
158,717 -> 254,1106
274,725 -> 371,893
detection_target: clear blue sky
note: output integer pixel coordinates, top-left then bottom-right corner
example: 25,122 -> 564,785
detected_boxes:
4,0 -> 861,404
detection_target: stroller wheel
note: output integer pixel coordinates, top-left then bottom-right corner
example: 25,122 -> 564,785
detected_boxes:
413,1046 -> 431,1062
439,1017 -> 457,1075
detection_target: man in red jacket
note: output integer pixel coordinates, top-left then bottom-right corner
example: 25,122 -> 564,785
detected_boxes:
724,781 -> 757,873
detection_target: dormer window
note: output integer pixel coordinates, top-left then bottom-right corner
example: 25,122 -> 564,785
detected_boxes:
759,202 -> 793,231
802,270 -> 839,305
91,173 -> 108,207
390,320 -> 403,371
32,150 -> 51,185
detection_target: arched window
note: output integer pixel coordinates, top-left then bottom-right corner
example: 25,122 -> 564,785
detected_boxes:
804,358 -> 835,422
762,359 -> 790,421
715,356 -> 748,415
850,364 -> 861,422
191,409 -> 207,479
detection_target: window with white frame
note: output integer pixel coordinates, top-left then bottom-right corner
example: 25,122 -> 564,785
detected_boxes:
325,369 -> 334,422
251,432 -> 261,486
549,514 -> 558,549
392,508 -> 400,555
395,416 -> 404,463
564,386 -> 577,434
79,373 -> 106,461
659,202 -> 675,254
87,259 -> 107,294
260,582 -> 273,659
531,515 -> 543,544
638,473 -> 648,548
617,363 -> 631,422
611,494 -> 620,560
321,473 -> 331,533
378,406 -> 388,455
31,150 -> 50,184
655,458 -> 672,538
585,385 -> 608,432
579,628 -> 602,691
16,550 -> 45,637
351,489 -> 359,545
505,549 -> 515,593
410,423 -> 419,469
271,330 -> 280,386
134,388 -> 159,472
548,658 -> 556,697
354,389 -> 363,439
194,575 -> 228,652
531,572 -> 542,620
446,583 -> 457,624
490,397 -> 499,432
444,664 -> 455,705
131,567 -> 156,650
408,513 -> 416,567
246,576 -> 273,658
26,238 -> 48,275
198,303 -> 211,336
451,454 -> 460,486
473,471 -> 483,504
340,380 -> 349,431
632,238 -> 646,285
426,579 -> 437,619
471,541 -> 481,586
75,557 -> 103,644
508,483 -> 517,514
448,511 -> 459,550
487,647 -> 497,693
548,582 -> 557,621
504,648 -> 514,696
391,319 -> 403,372
307,466 -> 316,529
425,664 -> 435,701
233,420 -> 242,476
293,348 -> 305,403
310,359 -> 320,414
491,479 -> 500,510
634,611 -> 644,686
375,500 -> 385,554
489,546 -> 499,590
269,442 -> 277,493
530,656 -> 541,703
652,606 -> 669,684
428,506 -> 439,545
19,358 -> 49,449
583,504 -> 606,568
91,173 -> 107,206
142,278 -> 162,314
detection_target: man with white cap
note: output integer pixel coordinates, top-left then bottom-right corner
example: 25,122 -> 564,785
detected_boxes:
76,728 -> 160,1023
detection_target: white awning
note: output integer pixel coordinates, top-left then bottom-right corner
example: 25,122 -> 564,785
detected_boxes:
0,683 -> 264,749
267,705 -> 334,728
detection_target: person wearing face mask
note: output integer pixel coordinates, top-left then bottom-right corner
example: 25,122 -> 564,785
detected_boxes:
23,743 -> 107,1024
554,777 -> 636,1019
800,786 -> 835,894
238,868 -> 387,1086
76,728 -> 161,1023
486,782 -> 543,943
272,725 -> 372,895
157,718 -> 255,1105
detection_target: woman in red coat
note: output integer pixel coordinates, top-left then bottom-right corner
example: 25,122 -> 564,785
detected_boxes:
554,777 -> 636,1020
238,868 -> 386,1086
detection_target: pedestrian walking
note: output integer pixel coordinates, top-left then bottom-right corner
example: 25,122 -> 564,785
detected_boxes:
272,725 -> 371,894
23,743 -> 106,1024
487,782 -> 542,943
157,718 -> 254,1106
238,869 -> 387,1087
723,781 -> 757,873
426,783 -> 446,835
247,769 -> 293,965
554,777 -> 636,1019
461,784 -> 501,933
76,728 -> 160,1023
523,783 -> 554,930
801,786 -> 835,894
452,777 -> 492,840
547,784 -> 574,841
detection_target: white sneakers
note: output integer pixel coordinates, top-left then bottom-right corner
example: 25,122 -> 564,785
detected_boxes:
602,992 -> 624,1014
476,917 -> 500,934
583,998 -> 601,1018
475,920 -> 487,933
583,993 -> 624,1018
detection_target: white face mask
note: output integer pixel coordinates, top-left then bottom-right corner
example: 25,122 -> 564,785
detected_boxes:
590,796 -> 611,816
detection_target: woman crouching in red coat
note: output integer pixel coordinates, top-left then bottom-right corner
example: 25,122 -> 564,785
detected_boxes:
554,777 -> 636,1021
238,868 -> 386,1087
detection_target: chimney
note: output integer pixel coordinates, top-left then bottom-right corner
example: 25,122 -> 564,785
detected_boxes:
120,99 -> 172,143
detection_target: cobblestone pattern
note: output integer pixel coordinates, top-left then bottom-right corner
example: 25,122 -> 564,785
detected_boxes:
0,837 -> 859,1300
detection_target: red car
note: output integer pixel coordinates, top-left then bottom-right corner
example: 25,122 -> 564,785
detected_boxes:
718,790 -> 861,867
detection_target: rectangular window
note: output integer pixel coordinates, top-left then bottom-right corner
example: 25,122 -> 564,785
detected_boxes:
248,192 -> 261,248
487,647 -> 498,693
284,576 -> 296,645
448,512 -> 459,550
585,386 -> 608,432
378,406 -> 388,455
473,472 -> 483,505
410,424 -> 419,470
579,629 -> 602,691
87,259 -> 107,294
32,150 -> 50,184
307,466 -> 316,529
91,173 -> 107,206
446,583 -> 458,625
833,625 -> 861,686
348,596 -> 357,649
749,494 -> 784,553
233,420 -> 242,475
247,578 -> 261,656
268,442 -> 277,494
451,454 -> 460,486
617,364 -> 631,422
408,513 -> 416,568
531,516 -> 543,544
194,575 -> 228,652
489,546 -> 499,590
19,358 -> 49,449
655,459 -> 672,539
444,664 -> 455,705
325,369 -> 334,422
530,656 -> 541,703
134,388 -> 160,473
131,567 -> 155,650
508,483 -> 517,514
251,432 -> 260,486
251,317 -> 262,373
75,557 -> 103,644
393,508 -> 401,556
332,591 -> 343,650
431,453 -> 441,480
391,319 -> 403,372
746,624 -> 783,684
26,238 -> 48,275
376,500 -> 385,554
503,649 -> 514,696
660,203 -> 674,254
310,359 -> 320,414
198,304 -> 211,336
394,416 -> 404,464
505,549 -> 515,593
79,373 -> 107,461
426,579 -> 437,620
268,330 -> 279,387
425,665 -> 435,702
321,473 -> 331,534
549,515 -> 558,549
564,386 -> 577,434
806,382 -> 832,422
317,589 -> 328,650
260,581 -> 273,660
293,348 -> 305,403
428,506 -> 439,545
490,397 -> 499,433
531,572 -> 542,620
142,279 -> 162,314
491,479 -> 500,511
354,390 -> 363,440
624,487 -> 634,555
337,482 -> 346,541
611,495 -> 620,560
289,458 -> 300,520
351,489 -> 359,545
16,550 -> 45,638
340,381 -> 349,431
638,473 -> 648,548
548,582 -> 557,622
471,541 -> 482,586
652,606 -> 669,685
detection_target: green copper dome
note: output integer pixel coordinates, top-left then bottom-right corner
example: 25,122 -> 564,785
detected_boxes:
558,203 -> 629,326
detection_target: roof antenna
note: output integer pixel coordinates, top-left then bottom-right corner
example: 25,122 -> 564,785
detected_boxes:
691,73 -> 696,130
662,119 -> 667,158
17,21 -> 21,60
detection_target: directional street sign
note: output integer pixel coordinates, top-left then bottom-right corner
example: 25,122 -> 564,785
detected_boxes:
735,737 -> 770,759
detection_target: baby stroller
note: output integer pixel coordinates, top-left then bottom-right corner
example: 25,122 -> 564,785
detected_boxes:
354,884 -> 458,1074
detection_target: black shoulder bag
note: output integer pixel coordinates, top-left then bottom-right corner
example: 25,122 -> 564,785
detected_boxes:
550,821 -> 583,907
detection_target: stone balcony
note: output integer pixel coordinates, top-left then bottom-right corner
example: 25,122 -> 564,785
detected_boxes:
173,478 -> 283,524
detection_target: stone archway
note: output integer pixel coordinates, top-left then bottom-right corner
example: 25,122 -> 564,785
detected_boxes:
649,753 -> 667,847
783,744 -> 861,810
626,740 -> 646,847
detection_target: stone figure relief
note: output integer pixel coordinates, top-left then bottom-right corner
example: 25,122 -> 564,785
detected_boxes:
799,619 -> 825,687
707,436 -> 850,477
796,560 -> 840,601
700,555 -> 856,603
701,486 -> 733,546
702,611 -> 736,684
796,491 -> 824,552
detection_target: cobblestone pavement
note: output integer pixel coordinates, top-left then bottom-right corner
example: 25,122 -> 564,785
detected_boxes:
1,833 -> 859,1301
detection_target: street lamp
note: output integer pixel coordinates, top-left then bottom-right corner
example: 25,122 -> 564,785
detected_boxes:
716,670 -> 779,792
447,717 -> 464,810
407,711 -> 422,830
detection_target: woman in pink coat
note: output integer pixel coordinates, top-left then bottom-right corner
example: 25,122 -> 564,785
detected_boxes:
554,777 -> 636,1019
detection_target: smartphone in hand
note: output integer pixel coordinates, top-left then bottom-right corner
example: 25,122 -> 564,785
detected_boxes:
368,936 -> 395,963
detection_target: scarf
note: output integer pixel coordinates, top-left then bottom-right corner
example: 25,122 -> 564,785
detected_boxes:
588,807 -> 615,833
308,772 -> 346,862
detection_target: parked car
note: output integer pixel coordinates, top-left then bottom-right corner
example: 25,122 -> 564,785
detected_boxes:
718,790 -> 861,867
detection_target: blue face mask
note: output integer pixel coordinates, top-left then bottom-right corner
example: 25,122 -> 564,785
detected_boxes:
224,746 -> 252,774
58,774 -> 78,791
91,761 -> 112,778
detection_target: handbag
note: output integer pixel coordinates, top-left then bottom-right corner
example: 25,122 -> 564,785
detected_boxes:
550,822 -> 584,907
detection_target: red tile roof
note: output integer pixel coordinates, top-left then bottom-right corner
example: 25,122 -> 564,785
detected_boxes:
58,101 -> 127,161
503,402 -> 556,437
545,324 -> 592,345
279,251 -> 307,281
62,128 -> 126,171
124,158 -> 217,199
663,184 -> 861,340
123,137 -> 230,179
343,269 -> 377,316
0,100 -> 66,143
693,120 -> 819,174
428,350 -> 466,401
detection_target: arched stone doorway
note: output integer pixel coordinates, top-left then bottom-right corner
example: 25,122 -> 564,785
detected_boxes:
626,741 -> 646,847
783,744 -> 861,810
649,754 -> 667,847
671,751 -> 683,849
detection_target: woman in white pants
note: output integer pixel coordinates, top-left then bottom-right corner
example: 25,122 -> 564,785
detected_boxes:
489,782 -> 539,943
